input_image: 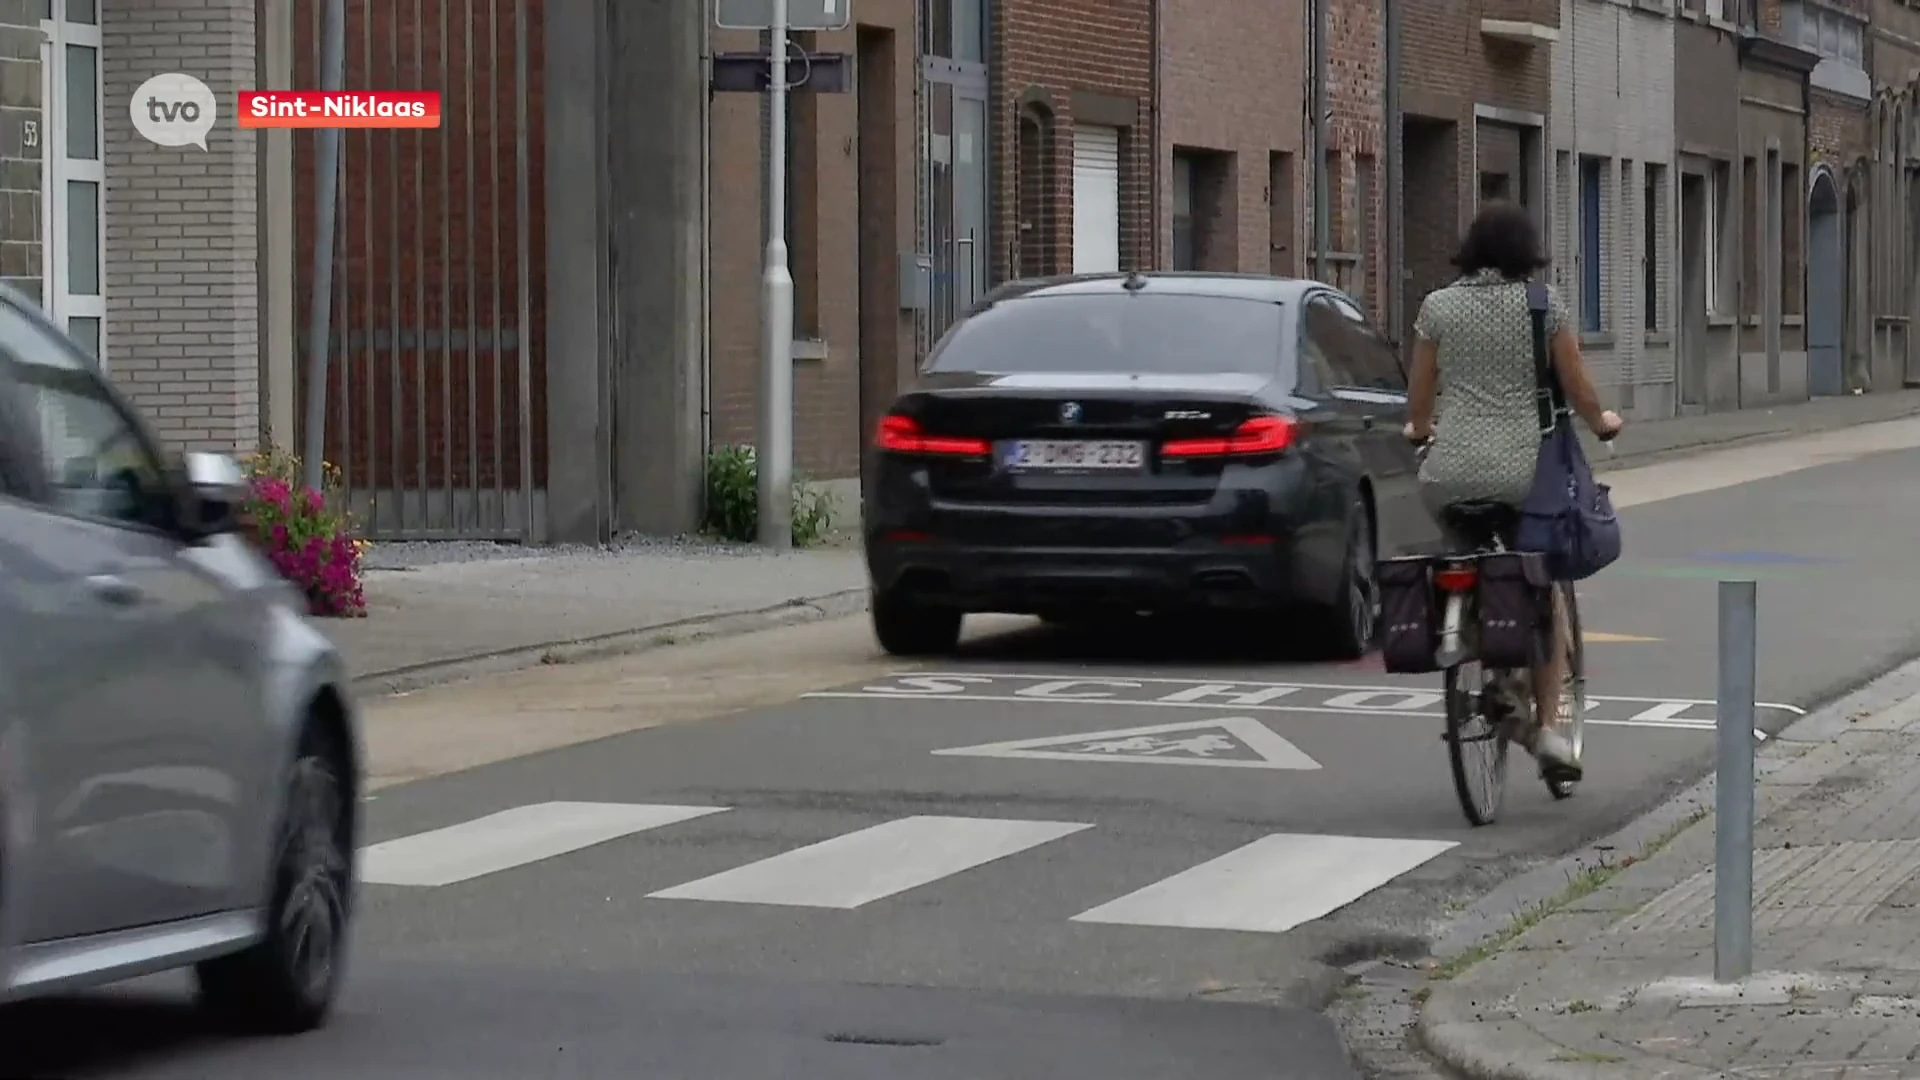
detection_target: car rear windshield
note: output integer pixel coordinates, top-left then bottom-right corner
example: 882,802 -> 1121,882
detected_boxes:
925,293 -> 1284,376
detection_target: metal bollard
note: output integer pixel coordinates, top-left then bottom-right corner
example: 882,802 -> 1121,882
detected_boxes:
1715,579 -> 1758,982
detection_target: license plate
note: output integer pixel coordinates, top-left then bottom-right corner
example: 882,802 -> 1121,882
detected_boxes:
1002,439 -> 1145,471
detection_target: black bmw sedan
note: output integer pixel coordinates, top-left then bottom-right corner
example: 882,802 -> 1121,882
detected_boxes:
862,271 -> 1443,658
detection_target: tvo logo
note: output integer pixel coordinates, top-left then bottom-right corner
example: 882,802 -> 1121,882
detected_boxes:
130,73 -> 218,150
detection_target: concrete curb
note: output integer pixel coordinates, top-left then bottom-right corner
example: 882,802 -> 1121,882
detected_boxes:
1585,397 -> 1920,475
348,586 -> 870,696
1409,653 -> 1920,1080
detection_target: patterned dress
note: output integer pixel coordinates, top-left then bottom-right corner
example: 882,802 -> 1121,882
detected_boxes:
1412,269 -> 1567,519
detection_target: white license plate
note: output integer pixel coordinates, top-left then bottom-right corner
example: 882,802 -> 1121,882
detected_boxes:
1003,439 -> 1145,471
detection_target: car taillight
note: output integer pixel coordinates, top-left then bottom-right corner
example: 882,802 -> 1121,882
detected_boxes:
874,414 -> 990,457
1160,415 -> 1296,458
1433,566 -> 1478,593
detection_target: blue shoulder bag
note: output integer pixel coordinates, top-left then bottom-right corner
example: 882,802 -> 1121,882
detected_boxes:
1515,282 -> 1622,581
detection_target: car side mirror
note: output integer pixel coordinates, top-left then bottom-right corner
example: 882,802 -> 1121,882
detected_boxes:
177,451 -> 248,539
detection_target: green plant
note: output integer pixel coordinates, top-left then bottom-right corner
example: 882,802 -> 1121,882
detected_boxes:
238,446 -> 366,618
703,444 -> 835,546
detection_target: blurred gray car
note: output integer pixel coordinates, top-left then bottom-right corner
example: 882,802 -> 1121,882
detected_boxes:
0,288 -> 360,1032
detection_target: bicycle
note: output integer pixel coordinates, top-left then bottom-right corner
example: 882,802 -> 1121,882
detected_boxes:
1413,434 -> 1611,827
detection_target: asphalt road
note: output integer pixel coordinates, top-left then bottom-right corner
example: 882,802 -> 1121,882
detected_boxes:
11,443 -> 1920,1079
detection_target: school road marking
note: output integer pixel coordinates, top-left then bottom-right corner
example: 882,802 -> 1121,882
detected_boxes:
932,716 -> 1321,769
802,672 -> 1801,738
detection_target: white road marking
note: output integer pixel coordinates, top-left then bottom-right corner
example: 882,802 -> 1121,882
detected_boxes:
803,690 -> 1770,737
932,717 -> 1320,769
1071,833 -> 1458,934
359,802 -> 727,887
647,815 -> 1092,909
846,671 -> 1808,714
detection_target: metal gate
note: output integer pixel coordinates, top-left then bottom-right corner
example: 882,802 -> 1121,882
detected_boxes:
293,0 -> 547,540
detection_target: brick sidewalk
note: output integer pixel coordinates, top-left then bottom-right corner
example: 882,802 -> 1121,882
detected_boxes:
1417,659 -> 1920,1079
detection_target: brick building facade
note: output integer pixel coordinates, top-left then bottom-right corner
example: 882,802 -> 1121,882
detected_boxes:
1551,0 -> 1677,418
1396,0 -> 1556,352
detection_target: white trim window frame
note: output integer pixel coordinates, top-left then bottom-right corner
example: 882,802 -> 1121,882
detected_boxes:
40,0 -> 106,366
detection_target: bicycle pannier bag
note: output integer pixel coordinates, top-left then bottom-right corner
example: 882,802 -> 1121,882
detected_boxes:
1377,556 -> 1441,674
1515,282 -> 1624,581
1475,551 -> 1552,669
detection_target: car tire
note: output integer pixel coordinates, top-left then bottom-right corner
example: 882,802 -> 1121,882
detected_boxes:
195,721 -> 353,1034
1316,496 -> 1379,660
871,587 -> 962,656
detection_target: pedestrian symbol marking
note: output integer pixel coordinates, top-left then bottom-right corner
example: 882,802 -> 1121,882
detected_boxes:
932,716 -> 1321,770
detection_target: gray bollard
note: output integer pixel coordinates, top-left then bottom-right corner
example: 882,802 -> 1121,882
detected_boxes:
1715,579 -> 1758,983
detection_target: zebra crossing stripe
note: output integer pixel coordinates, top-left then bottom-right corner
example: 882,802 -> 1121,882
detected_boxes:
1070,833 -> 1458,934
648,815 -> 1093,909
359,801 -> 729,887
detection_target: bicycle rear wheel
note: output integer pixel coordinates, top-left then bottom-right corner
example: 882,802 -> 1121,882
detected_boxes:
1445,658 -> 1509,826
1545,581 -> 1586,800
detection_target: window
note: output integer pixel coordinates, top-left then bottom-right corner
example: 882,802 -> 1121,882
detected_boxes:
1709,160 -> 1731,315
925,294 -> 1283,376
1325,293 -> 1405,391
1644,164 -> 1665,332
1741,156 -> 1759,318
1780,161 -> 1802,316
1785,0 -> 1865,66
0,310 -> 165,526
1705,0 -> 1725,18
1579,156 -> 1604,333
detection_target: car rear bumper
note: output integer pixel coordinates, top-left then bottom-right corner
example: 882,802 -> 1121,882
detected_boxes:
867,537 -> 1305,613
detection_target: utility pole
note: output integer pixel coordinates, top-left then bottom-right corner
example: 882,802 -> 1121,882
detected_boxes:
1310,0 -> 1330,284
756,0 -> 794,549
1384,0 -> 1403,340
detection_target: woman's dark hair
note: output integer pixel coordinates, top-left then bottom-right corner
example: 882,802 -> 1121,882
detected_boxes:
1449,200 -> 1548,279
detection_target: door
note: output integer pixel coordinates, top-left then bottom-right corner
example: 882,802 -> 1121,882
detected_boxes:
39,0 -> 106,360
918,5 -> 988,357
1679,172 -> 1707,408
0,308 -> 256,940
1072,124 -> 1121,273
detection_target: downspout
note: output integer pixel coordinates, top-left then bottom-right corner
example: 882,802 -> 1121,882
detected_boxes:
700,5 -> 713,459
1385,0 -> 1402,342
1151,0 -> 1162,268
1311,0 -> 1329,283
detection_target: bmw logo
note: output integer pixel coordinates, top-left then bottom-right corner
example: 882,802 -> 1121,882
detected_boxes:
1059,401 -> 1082,423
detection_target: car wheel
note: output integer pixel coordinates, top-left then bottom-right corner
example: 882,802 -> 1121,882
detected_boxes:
196,723 -> 353,1034
1317,497 -> 1379,660
871,587 -> 962,656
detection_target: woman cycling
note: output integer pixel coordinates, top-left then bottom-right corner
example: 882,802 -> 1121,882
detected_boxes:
1401,201 -> 1624,779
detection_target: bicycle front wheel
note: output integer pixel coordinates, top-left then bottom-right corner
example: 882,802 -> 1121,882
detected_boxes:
1445,659 -> 1509,826
1545,581 -> 1586,800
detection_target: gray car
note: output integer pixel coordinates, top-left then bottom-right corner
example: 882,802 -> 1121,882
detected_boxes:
0,288 -> 360,1033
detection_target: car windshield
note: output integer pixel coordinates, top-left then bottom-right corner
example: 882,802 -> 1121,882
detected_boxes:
925,293 -> 1284,376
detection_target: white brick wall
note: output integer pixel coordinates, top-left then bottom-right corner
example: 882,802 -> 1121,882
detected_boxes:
100,0 -> 259,452
1552,0 -> 1677,410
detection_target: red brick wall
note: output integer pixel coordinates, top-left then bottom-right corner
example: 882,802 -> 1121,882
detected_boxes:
292,0 -> 548,495
1395,2 -> 1553,346
1326,0 -> 1386,308
706,0 -> 919,481
1159,0 -> 1304,272
992,0 -> 1156,281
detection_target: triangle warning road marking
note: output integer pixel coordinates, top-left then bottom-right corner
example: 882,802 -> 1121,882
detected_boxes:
931,716 -> 1321,770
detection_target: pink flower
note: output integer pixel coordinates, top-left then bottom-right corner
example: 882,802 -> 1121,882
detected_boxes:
303,488 -> 324,513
